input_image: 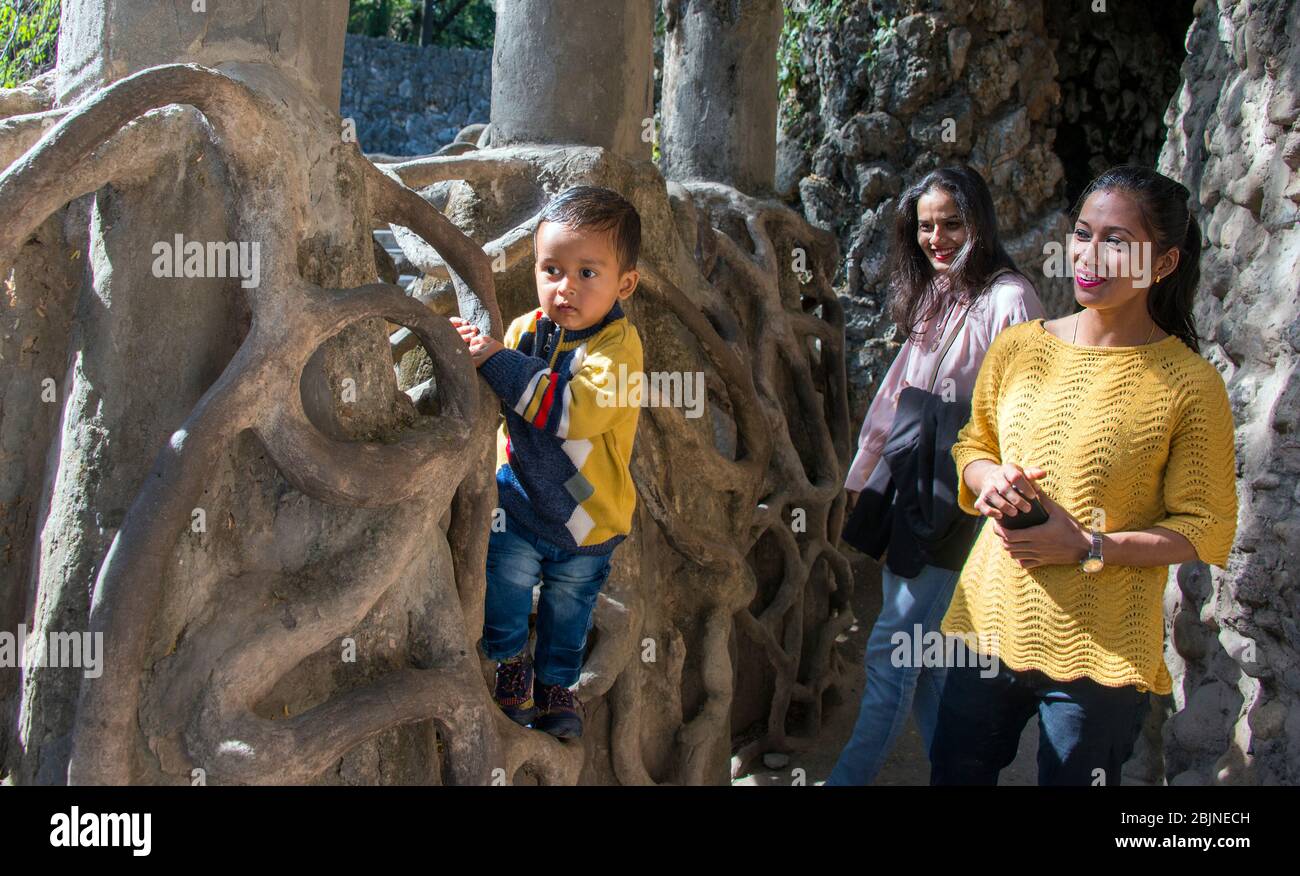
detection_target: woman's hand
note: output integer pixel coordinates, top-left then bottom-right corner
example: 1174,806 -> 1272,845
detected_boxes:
992,491 -> 1091,569
845,490 -> 860,516
972,461 -> 1046,521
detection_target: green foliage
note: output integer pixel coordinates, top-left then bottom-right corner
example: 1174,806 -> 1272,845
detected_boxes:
859,13 -> 896,81
347,0 -> 494,49
0,0 -> 61,89
349,0 -> 410,41
778,0 -> 850,133
434,0 -> 493,49
778,2 -> 895,135
777,6 -> 808,130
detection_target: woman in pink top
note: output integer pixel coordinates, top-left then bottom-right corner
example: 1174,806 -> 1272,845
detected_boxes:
828,165 -> 1045,785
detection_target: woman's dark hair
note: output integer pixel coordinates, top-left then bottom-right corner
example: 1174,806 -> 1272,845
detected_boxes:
1072,165 -> 1202,352
887,164 -> 1024,340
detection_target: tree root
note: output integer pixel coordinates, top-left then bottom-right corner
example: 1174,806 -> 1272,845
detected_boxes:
4,65 -> 850,785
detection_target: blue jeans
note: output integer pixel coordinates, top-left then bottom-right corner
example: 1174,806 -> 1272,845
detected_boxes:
826,562 -> 961,786
481,514 -> 612,687
929,660 -> 1150,786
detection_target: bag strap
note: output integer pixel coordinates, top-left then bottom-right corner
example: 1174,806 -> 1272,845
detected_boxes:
926,301 -> 970,393
923,268 -> 1012,393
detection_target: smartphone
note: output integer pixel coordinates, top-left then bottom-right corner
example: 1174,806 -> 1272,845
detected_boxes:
998,489 -> 1049,529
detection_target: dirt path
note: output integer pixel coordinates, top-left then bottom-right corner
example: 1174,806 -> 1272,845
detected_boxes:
733,550 -> 1039,787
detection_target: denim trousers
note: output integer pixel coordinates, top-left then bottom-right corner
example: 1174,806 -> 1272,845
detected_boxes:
826,561 -> 961,786
480,514 -> 612,687
929,658 -> 1150,786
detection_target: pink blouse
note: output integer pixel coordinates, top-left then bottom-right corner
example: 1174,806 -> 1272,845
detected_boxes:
844,272 -> 1046,492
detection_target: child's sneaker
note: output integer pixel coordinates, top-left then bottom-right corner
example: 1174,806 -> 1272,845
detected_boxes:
534,681 -> 583,738
493,650 -> 537,726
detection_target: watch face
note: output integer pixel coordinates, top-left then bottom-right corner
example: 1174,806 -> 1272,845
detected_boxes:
1082,557 -> 1104,573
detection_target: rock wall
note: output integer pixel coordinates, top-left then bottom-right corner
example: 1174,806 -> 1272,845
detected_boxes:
1048,0 -> 1195,206
1158,0 -> 1300,786
341,33 -> 490,157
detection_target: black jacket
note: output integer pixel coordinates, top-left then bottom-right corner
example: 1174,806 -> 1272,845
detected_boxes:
841,387 -> 982,577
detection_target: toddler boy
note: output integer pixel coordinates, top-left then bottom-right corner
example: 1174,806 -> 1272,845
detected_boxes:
450,185 -> 643,738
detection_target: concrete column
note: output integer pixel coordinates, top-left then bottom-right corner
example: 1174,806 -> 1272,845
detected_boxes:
660,0 -> 783,194
489,0 -> 654,160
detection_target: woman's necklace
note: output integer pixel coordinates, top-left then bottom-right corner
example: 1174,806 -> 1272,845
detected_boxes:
1073,313 -> 1157,346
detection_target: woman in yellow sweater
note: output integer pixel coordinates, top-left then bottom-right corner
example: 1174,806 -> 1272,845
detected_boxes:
929,165 -> 1238,786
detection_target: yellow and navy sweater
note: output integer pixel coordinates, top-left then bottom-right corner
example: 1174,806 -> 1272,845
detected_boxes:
478,301 -> 643,555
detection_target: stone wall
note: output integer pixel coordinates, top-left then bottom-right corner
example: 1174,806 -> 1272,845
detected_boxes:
341,33 -> 490,157
1158,0 -> 1300,785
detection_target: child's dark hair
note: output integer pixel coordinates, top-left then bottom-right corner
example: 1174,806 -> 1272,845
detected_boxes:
888,164 -> 1025,341
1073,165 -> 1202,352
536,185 -> 641,273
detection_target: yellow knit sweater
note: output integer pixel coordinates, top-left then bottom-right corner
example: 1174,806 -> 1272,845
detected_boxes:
944,319 -> 1238,694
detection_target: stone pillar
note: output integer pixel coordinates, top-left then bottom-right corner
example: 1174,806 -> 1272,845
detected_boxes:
489,0 -> 654,160
55,0 -> 347,112
659,0 -> 783,194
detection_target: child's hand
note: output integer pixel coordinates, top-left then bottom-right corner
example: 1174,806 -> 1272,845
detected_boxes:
449,316 -> 503,367
467,333 -> 503,366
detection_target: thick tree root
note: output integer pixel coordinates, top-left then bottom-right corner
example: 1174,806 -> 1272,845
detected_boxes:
1,64 -> 512,784
3,64 -> 850,785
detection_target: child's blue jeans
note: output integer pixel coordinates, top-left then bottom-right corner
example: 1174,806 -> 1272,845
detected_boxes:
481,513 -> 612,687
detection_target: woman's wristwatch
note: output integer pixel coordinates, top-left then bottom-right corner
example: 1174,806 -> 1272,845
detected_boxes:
1080,530 -> 1105,573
